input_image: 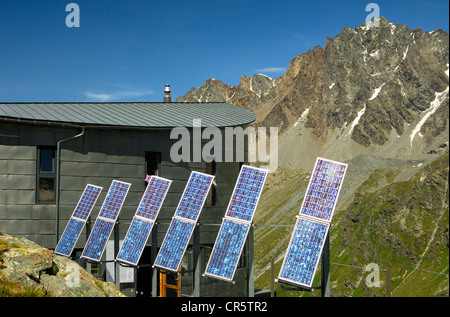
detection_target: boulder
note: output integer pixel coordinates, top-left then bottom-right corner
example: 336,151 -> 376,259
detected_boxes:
0,233 -> 125,297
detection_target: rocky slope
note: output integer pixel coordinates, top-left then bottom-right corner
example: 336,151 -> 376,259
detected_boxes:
177,17 -> 449,170
0,230 -> 124,297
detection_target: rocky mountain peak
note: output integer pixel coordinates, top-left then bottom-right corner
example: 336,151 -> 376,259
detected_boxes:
176,17 -> 448,169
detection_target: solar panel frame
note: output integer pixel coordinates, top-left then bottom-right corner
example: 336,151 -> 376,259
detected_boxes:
174,171 -> 215,222
116,217 -> 154,266
204,218 -> 251,282
298,157 -> 347,223
116,176 -> 172,266
153,171 -> 214,272
135,176 -> 172,221
224,165 -> 268,223
81,180 -> 131,262
71,184 -> 103,221
278,157 -> 347,289
54,218 -> 86,257
54,184 -> 103,257
278,216 -> 330,288
203,165 -> 268,282
98,180 -> 131,221
81,217 -> 116,262
153,217 -> 196,272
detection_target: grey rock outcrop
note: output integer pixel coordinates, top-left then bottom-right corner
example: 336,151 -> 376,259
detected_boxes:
0,232 -> 125,297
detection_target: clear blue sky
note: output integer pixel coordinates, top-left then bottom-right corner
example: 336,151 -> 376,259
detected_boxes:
0,0 -> 448,102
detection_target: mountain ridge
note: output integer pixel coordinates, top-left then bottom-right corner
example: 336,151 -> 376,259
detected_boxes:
177,17 -> 449,171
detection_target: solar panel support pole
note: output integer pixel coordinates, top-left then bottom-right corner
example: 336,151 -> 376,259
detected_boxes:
151,222 -> 158,297
386,268 -> 391,297
85,217 -> 92,274
321,233 -> 330,297
247,225 -> 255,297
114,219 -> 120,290
193,224 -> 201,297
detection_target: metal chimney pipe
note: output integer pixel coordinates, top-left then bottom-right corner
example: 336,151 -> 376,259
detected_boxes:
164,84 -> 171,102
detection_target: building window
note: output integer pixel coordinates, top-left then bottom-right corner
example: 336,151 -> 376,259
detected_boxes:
37,146 -> 56,204
206,161 -> 216,206
146,152 -> 161,177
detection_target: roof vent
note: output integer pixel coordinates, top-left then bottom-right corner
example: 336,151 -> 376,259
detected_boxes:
164,84 -> 171,103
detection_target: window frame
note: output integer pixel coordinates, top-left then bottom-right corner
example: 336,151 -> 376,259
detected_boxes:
36,146 -> 57,204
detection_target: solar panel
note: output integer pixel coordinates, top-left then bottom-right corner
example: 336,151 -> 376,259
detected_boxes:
225,165 -> 268,222
299,158 -> 347,222
174,171 -> 215,221
81,180 -> 131,262
136,176 -> 172,221
278,157 -> 347,288
204,165 -> 268,281
54,184 -> 103,257
81,218 -> 115,262
116,176 -> 172,266
154,171 -> 214,272
153,217 -> 195,272
278,217 -> 329,288
98,180 -> 131,221
72,184 -> 103,221
204,219 -> 250,282
116,217 -> 154,266
54,218 -> 85,256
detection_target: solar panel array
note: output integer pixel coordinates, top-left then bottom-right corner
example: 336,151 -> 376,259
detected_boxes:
81,180 -> 131,262
154,171 -> 214,272
55,184 -> 102,257
116,176 -> 172,266
278,157 -> 347,288
205,165 -> 268,282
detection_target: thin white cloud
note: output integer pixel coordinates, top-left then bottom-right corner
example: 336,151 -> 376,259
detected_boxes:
82,88 -> 153,101
83,92 -> 115,101
256,67 -> 287,73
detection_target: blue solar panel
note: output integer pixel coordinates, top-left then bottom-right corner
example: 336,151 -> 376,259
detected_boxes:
81,180 -> 130,262
72,184 -> 103,221
204,219 -> 250,281
299,158 -> 347,222
278,157 -> 347,288
98,180 -> 131,221
175,172 -> 214,221
54,184 -> 102,257
54,218 -> 85,256
203,165 -> 267,282
81,218 -> 115,261
278,217 -> 329,288
116,217 -> 154,266
136,176 -> 171,221
116,176 -> 172,266
225,165 -> 268,222
153,217 -> 195,272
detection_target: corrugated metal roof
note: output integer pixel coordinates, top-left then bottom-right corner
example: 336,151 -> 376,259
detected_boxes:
0,102 -> 255,128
